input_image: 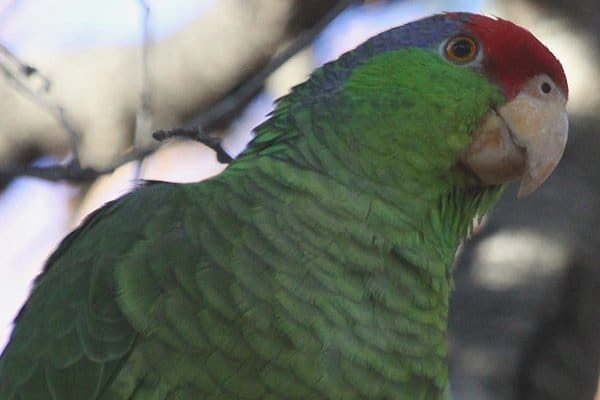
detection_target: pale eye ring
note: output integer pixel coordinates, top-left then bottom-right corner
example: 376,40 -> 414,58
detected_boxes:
444,35 -> 479,64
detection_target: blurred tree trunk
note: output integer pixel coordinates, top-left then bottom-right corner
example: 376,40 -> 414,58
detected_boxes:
0,0 -> 344,171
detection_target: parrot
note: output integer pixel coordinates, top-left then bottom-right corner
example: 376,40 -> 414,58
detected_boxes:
0,12 -> 568,400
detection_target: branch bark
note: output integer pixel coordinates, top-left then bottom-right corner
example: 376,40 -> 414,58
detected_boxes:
0,0 -> 353,183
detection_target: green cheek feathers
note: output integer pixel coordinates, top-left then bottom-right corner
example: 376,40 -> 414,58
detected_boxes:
341,48 -> 505,175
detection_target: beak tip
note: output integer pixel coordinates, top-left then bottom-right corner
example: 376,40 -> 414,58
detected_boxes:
517,184 -> 534,199
494,77 -> 568,199
517,158 -> 560,198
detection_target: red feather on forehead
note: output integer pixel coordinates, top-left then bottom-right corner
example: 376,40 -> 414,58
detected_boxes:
457,14 -> 568,99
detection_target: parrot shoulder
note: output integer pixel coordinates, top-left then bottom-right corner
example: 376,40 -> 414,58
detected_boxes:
0,181 -> 193,399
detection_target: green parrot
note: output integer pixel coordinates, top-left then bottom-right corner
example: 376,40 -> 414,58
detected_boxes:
0,12 -> 568,400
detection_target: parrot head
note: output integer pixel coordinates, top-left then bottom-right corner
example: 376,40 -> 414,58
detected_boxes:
379,12 -> 569,198
451,14 -> 568,197
251,13 -> 568,200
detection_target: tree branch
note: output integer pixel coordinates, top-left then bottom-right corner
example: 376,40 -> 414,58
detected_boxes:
1,0 -> 362,182
152,0 -> 361,163
0,148 -> 155,183
0,44 -> 83,166
133,0 -> 153,179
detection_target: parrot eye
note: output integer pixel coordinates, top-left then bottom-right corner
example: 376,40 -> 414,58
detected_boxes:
444,36 -> 479,64
541,82 -> 552,93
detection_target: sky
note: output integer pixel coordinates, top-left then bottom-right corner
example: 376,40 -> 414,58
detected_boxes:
0,0 -> 487,351
0,0 -> 215,54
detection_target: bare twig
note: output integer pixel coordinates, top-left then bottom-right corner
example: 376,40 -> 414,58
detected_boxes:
0,44 -> 82,166
153,127 -> 233,163
153,0 -> 360,163
0,44 -> 45,86
0,147 -> 156,182
133,0 -> 153,180
1,0 -> 361,183
184,0 -> 359,132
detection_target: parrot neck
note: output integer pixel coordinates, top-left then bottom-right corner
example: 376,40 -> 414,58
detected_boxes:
223,46 -> 505,396
219,157 -> 501,397
340,182 -> 502,396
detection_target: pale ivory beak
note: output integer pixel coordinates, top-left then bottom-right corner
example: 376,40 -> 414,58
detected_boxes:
461,75 -> 568,198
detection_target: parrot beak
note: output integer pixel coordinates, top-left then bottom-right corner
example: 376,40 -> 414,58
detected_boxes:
461,75 -> 568,198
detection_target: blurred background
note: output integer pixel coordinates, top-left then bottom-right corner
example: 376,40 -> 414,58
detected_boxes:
0,0 -> 598,399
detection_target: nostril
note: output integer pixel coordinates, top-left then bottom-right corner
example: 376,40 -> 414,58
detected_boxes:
541,82 -> 552,94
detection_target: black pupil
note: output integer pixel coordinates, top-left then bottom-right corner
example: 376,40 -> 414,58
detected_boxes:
541,82 -> 552,93
452,39 -> 473,59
